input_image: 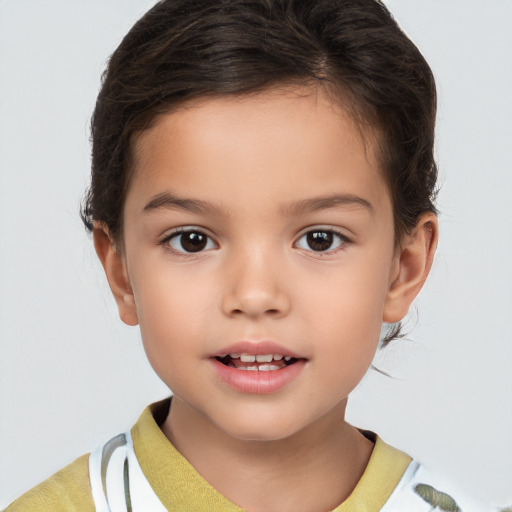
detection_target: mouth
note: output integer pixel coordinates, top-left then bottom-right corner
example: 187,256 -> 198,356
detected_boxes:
214,353 -> 300,371
211,345 -> 307,393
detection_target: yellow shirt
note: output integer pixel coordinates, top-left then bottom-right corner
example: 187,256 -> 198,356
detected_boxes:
5,399 -> 411,512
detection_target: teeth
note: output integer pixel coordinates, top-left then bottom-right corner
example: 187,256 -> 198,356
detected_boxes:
255,354 -> 273,363
222,353 -> 295,364
235,365 -> 281,371
259,364 -> 281,371
239,353 -> 292,362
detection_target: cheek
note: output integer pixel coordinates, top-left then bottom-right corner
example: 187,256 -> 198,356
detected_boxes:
132,273 -> 211,393
129,261 -> 211,352
298,255 -> 391,370
302,258 -> 391,328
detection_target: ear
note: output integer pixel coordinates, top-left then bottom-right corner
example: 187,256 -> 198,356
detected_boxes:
93,223 -> 139,326
383,213 -> 438,323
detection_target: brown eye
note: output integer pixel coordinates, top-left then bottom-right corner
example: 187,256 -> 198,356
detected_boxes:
167,230 -> 215,253
309,231 -> 333,251
296,230 -> 345,252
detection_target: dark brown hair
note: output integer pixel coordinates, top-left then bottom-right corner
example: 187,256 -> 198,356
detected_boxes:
82,0 -> 437,347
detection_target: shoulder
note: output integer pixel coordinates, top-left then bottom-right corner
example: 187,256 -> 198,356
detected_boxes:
382,459 -> 500,512
2,400 -> 169,512
3,453 -> 94,512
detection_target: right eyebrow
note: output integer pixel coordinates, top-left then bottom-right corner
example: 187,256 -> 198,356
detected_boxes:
142,192 -> 228,217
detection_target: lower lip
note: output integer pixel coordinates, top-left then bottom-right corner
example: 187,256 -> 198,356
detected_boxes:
210,358 -> 306,394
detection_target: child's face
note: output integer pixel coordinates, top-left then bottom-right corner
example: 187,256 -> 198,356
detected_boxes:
108,86 -> 419,441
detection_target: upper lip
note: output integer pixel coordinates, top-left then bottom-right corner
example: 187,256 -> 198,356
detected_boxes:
212,340 -> 303,359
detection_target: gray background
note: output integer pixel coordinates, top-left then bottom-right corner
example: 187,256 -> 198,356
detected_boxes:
1,0 -> 511,507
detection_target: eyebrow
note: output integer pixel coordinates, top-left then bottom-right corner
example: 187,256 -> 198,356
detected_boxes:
143,191 -> 373,217
280,193 -> 374,216
143,192 -> 228,216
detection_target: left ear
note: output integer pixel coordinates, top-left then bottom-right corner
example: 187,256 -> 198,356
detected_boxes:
383,212 -> 438,323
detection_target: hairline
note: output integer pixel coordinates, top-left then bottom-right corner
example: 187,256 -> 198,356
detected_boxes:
112,81 -> 390,253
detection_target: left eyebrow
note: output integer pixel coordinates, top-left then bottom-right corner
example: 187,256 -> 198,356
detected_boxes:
280,193 -> 374,217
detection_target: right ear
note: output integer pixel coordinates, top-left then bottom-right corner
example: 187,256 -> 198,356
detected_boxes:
93,223 -> 139,326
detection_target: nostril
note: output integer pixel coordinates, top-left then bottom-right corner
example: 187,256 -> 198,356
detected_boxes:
222,287 -> 290,319
229,307 -> 280,316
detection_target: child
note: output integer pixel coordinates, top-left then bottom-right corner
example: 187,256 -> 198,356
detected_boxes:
3,0 -> 508,511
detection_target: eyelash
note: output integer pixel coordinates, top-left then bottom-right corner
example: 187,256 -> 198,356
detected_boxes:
160,227 -> 351,256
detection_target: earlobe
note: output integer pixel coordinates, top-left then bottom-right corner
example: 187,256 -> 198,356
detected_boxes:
383,213 -> 438,323
93,224 -> 139,326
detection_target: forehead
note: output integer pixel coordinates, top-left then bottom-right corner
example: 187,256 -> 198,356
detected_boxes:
127,86 -> 389,216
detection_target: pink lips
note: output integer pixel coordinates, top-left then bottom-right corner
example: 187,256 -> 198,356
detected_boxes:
210,340 -> 306,394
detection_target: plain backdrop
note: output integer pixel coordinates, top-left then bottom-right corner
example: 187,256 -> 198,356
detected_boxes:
1,0 -> 511,508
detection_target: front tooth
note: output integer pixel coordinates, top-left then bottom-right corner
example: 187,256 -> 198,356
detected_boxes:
230,353 -> 241,359
240,354 -> 256,362
256,354 -> 273,363
273,354 -> 283,361
246,366 -> 258,371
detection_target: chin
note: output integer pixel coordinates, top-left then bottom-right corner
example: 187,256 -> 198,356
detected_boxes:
211,410 -> 307,443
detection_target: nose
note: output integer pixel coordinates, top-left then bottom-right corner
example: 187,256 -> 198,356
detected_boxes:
221,249 -> 291,320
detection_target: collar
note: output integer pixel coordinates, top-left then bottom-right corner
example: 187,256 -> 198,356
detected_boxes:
131,398 -> 411,512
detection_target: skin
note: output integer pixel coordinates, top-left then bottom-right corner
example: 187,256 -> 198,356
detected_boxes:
94,85 -> 438,512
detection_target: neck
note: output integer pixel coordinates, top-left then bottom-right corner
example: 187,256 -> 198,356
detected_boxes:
161,397 -> 374,512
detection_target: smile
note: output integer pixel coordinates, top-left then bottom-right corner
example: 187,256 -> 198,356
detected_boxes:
215,353 -> 297,371
211,343 -> 306,394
